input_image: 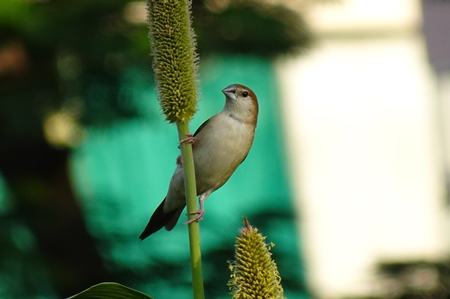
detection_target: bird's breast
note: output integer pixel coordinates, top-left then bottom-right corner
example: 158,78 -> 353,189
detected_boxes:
193,113 -> 255,193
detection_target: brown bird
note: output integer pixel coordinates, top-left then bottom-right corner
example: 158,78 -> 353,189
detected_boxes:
139,84 -> 258,240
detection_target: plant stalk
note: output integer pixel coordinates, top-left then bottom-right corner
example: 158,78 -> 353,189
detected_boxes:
176,120 -> 204,299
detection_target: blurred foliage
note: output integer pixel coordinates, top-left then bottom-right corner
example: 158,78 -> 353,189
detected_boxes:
374,261 -> 450,299
0,0 -> 151,130
193,0 -> 310,57
0,0 -> 309,128
0,176 -> 57,299
343,261 -> 450,299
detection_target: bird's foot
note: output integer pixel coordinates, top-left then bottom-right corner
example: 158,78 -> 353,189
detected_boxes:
184,191 -> 210,225
185,209 -> 204,224
179,134 -> 196,145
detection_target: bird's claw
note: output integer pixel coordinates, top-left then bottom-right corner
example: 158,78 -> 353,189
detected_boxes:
184,210 -> 204,224
184,190 -> 209,225
179,135 -> 196,145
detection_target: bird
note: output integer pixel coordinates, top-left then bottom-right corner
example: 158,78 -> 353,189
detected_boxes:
139,84 -> 258,240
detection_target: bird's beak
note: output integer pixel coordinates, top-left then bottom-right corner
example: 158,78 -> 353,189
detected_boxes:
222,84 -> 236,101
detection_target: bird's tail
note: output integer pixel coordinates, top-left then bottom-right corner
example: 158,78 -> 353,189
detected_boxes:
139,198 -> 184,240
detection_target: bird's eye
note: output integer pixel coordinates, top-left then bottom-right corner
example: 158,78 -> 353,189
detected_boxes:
242,91 -> 249,97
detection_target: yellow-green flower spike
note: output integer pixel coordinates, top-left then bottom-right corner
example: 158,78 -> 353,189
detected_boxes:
147,0 -> 199,123
228,217 -> 286,299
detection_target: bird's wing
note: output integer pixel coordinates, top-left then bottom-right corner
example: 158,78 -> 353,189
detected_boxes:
240,154 -> 248,165
193,118 -> 210,136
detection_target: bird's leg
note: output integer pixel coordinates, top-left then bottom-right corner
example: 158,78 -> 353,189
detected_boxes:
179,134 -> 196,145
185,190 -> 212,224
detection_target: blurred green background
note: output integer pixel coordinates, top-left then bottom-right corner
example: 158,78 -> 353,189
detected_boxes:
0,0 -> 310,298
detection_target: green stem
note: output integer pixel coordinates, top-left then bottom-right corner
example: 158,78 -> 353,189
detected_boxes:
176,120 -> 204,299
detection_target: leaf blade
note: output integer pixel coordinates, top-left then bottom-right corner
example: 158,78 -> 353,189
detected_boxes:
68,282 -> 154,299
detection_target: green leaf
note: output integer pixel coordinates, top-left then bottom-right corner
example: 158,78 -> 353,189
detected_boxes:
68,282 -> 154,299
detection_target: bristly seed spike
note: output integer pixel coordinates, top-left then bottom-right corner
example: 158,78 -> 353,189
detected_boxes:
147,0 -> 199,123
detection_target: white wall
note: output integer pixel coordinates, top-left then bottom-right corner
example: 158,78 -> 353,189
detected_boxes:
276,0 -> 448,297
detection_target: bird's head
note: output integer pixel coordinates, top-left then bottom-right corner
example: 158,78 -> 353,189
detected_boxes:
222,84 -> 259,126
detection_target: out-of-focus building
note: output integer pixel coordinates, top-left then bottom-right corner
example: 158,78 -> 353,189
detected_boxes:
276,0 -> 450,297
